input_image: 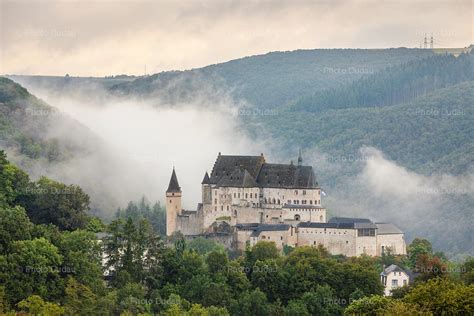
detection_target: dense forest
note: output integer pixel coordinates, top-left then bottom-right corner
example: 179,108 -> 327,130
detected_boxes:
0,151 -> 473,315
292,52 -> 473,112
0,77 -> 98,162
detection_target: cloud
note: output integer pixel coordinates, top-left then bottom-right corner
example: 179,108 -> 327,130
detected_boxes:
1,0 -> 472,76
11,78 -> 270,218
319,147 -> 473,256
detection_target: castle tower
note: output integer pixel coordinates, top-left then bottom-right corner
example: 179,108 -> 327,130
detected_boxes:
201,171 -> 211,205
166,168 -> 182,237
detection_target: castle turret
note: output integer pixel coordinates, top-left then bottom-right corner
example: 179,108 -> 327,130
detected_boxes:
166,168 -> 182,236
201,171 -> 211,205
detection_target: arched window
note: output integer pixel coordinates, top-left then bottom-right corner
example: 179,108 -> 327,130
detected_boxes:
295,214 -> 301,221
272,198 -> 276,204
277,199 -> 280,204
320,215 -> 323,222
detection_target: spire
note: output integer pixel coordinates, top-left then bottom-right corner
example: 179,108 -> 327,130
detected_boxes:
298,149 -> 303,166
167,168 -> 181,193
201,171 -> 210,185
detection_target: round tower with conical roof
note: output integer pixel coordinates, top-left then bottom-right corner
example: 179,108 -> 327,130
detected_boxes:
201,171 -> 211,205
166,167 -> 182,236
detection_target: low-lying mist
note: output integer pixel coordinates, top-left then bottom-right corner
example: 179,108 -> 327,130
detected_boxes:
307,147 -> 473,257
10,78 -> 473,256
17,84 -> 271,217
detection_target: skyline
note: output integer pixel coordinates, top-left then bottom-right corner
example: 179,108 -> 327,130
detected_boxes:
1,0 -> 472,76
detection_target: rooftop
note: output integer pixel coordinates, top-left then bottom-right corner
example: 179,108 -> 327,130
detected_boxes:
167,168 -> 181,193
375,223 -> 404,234
209,153 -> 318,189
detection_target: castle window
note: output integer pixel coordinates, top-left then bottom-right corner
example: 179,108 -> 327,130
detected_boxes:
313,241 -> 316,245
278,199 -> 280,204
309,200 -> 313,204
221,206 -> 224,211
238,193 -> 240,198
320,216 -> 323,221
295,190 -> 298,195
234,193 -> 236,198
250,193 -> 252,198
294,214 -> 300,221
234,210 -> 237,216
214,198 -> 217,204
214,206 -> 217,211
245,193 -> 248,199
272,198 -> 276,204
226,205 -> 229,211
303,190 -> 306,195
169,200 -> 172,203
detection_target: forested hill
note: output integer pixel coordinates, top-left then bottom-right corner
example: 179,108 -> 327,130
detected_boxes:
109,48 -> 434,108
291,52 -> 473,113
259,81 -> 474,177
0,77 -> 99,163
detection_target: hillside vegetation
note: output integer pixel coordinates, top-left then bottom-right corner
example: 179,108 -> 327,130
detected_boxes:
292,52 -> 473,113
109,48 -> 434,108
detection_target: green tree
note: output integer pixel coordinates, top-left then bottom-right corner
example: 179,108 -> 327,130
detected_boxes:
16,176 -> 90,231
1,238 -> 63,304
403,277 -> 474,315
344,295 -> 392,316
407,238 -> 432,268
59,230 -> 104,293
460,257 -> 474,285
64,277 -> 98,315
0,206 -> 33,253
235,288 -> 270,316
17,295 -> 64,316
284,299 -> 309,316
189,237 -> 225,255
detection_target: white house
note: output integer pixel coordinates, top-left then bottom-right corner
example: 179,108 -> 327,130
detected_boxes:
380,264 -> 410,296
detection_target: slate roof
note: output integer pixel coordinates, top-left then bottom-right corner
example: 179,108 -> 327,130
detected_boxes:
299,217 -> 377,229
298,222 -> 356,229
235,223 -> 260,230
381,264 -> 407,276
209,153 -> 318,189
216,167 -> 258,188
328,217 -> 372,224
256,163 -> 317,188
249,224 -> 291,237
283,204 -> 325,209
167,168 -> 181,192
210,154 -> 265,184
201,172 -> 210,185
375,223 -> 403,234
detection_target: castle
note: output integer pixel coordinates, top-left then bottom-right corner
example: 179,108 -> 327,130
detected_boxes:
166,152 -> 406,257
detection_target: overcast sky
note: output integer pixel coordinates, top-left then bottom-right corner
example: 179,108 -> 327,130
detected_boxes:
1,0 -> 472,76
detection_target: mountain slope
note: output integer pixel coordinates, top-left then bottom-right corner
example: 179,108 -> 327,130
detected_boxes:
292,52 -> 473,113
257,81 -> 473,178
0,77 -> 99,162
110,48 -> 435,108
